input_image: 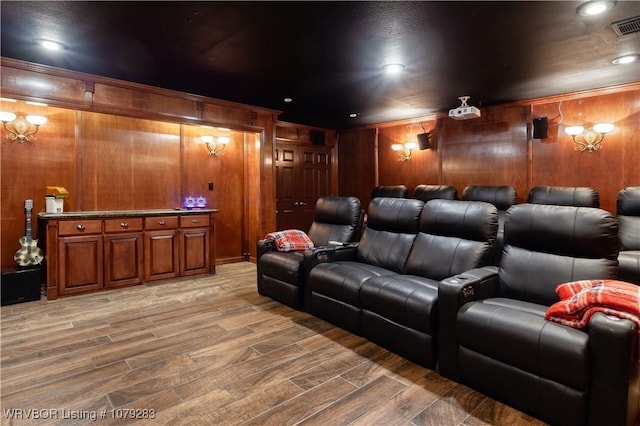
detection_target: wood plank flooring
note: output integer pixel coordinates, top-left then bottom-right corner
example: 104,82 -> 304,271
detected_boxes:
1,262 -> 547,425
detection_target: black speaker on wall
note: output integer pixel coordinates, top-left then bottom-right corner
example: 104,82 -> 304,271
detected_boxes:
417,132 -> 431,150
310,130 -> 326,145
533,117 -> 549,139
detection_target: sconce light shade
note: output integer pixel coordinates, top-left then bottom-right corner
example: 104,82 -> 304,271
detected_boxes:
417,132 -> 431,150
391,142 -> 416,161
565,123 -> 613,152
198,131 -> 230,156
0,112 -> 47,143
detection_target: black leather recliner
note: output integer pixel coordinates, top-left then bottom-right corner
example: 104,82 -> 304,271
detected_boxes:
527,185 -> 600,207
617,186 -> 640,285
256,196 -> 363,310
439,203 -> 639,426
360,199 -> 497,368
461,185 -> 517,265
306,197 -> 423,335
371,185 -> 409,199
412,184 -> 458,202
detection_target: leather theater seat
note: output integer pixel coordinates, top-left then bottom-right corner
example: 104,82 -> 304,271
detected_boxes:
439,204 -> 638,426
360,199 -> 497,368
256,196 -> 363,310
527,185 -> 600,207
617,186 -> 640,285
370,185 -> 409,199
461,185 -> 517,265
412,184 -> 458,202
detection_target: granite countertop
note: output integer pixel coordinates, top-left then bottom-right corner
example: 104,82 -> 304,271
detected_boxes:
38,208 -> 219,219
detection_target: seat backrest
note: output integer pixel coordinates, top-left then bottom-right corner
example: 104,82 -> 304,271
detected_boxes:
499,203 -> 619,306
461,185 -> 517,265
461,185 -> 517,211
413,184 -> 458,202
527,185 -> 599,208
617,186 -> 640,250
307,196 -> 363,246
356,197 -> 424,273
371,185 -> 409,199
405,199 -> 498,280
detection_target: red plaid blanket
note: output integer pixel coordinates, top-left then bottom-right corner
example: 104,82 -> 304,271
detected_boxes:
545,279 -> 640,360
265,229 -> 314,252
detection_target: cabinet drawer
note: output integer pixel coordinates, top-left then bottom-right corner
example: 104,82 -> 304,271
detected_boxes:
105,218 -> 143,233
180,215 -> 210,228
58,219 -> 102,236
145,216 -> 178,230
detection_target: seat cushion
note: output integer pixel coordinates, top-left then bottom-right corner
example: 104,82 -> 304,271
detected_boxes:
457,298 -> 590,391
361,274 -> 439,334
259,251 -> 305,285
308,261 -> 397,307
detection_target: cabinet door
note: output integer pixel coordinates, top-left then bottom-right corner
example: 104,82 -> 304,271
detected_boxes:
180,228 -> 210,276
144,230 -> 179,281
104,232 -> 144,288
58,235 -> 103,295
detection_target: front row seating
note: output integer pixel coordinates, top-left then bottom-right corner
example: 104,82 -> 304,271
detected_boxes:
306,197 -> 498,368
439,204 -> 638,426
256,196 -> 363,310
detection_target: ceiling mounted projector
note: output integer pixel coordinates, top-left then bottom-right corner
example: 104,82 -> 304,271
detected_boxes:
449,96 -> 481,120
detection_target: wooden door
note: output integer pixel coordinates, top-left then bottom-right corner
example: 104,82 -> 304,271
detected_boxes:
276,142 -> 332,232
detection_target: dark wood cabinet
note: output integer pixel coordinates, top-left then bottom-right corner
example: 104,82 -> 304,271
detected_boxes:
179,215 -> 210,276
58,234 -> 103,295
39,209 -> 217,299
104,218 -> 144,288
276,142 -> 331,231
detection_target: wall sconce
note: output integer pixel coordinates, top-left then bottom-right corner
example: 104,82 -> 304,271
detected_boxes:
391,142 -> 417,161
198,134 -> 230,156
564,123 -> 614,152
0,112 -> 47,143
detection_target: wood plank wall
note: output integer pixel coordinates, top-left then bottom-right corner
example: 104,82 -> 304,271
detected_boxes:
0,58 -> 280,270
339,85 -> 640,213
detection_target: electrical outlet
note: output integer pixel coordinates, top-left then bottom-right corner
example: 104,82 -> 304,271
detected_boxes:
208,182 -> 214,191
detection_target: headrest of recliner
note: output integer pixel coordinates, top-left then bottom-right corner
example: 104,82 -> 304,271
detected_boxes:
617,186 -> 640,216
371,185 -> 409,199
314,196 -> 362,226
367,197 -> 424,234
413,185 -> 458,202
527,185 -> 599,208
461,185 -> 517,211
504,203 -> 618,260
421,199 -> 498,243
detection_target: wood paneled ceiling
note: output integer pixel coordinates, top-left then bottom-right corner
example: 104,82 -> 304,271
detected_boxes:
1,1 -> 638,129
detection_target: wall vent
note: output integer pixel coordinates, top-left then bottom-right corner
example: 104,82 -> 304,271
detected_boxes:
611,16 -> 640,37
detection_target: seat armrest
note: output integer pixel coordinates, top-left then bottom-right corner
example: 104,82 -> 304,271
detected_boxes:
438,267 -> 499,381
257,238 -> 275,261
588,312 -> 639,426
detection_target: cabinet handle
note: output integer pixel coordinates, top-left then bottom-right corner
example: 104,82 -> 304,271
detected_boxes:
158,220 -> 166,225
76,224 -> 85,231
192,218 -> 199,224
120,222 -> 129,228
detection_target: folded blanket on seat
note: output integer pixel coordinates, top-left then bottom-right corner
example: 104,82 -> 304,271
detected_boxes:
545,279 -> 640,360
265,229 -> 314,252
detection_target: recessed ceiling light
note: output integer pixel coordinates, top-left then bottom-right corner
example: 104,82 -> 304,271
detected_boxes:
611,54 -> 639,65
349,113 -> 359,118
36,39 -> 66,50
576,1 -> 615,17
383,63 -> 405,74
283,97 -> 293,103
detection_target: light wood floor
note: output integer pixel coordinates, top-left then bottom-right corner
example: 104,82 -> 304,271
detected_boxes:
1,262 -> 547,426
